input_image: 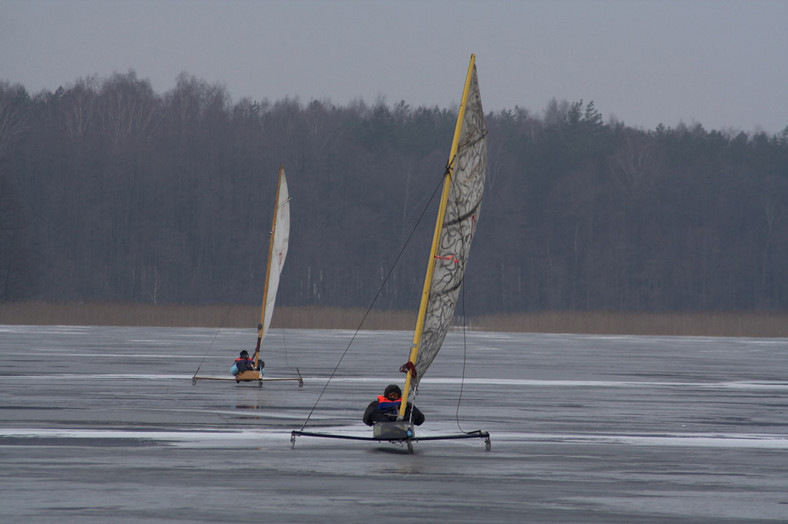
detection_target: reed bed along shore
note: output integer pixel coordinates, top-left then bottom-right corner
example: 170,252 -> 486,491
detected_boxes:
1,302 -> 787,338
0,303 -> 414,331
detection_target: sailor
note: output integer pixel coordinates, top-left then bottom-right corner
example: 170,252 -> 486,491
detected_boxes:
231,350 -> 258,375
362,384 -> 425,426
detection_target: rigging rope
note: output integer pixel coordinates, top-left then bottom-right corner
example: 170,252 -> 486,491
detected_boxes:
455,282 -> 470,434
192,250 -> 261,378
192,302 -> 240,378
297,171 -> 448,430
446,183 -> 475,435
275,302 -> 290,368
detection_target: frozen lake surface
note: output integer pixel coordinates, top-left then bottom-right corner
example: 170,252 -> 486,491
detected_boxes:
1,325 -> 787,523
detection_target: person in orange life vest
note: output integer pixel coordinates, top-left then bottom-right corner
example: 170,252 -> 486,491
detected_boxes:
231,350 -> 262,375
363,384 -> 425,426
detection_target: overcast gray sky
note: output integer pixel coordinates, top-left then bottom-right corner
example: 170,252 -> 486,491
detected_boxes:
2,0 -> 786,134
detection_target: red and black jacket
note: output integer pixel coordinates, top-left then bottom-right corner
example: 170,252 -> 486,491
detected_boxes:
234,358 -> 255,372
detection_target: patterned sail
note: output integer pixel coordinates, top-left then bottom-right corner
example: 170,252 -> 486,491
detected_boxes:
258,167 -> 290,346
401,56 -> 486,399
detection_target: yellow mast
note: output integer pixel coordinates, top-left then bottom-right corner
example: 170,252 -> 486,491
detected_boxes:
398,54 -> 476,419
253,165 -> 284,368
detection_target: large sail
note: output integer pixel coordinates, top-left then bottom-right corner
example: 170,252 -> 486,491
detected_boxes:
256,167 -> 290,353
400,55 -> 486,411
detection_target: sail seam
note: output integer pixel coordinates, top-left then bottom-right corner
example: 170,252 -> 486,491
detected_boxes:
457,130 -> 487,154
443,199 -> 481,228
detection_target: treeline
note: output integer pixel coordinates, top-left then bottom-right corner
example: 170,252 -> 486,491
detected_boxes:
1,72 -> 787,316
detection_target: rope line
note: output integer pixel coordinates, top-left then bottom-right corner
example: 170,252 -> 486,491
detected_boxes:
276,302 -> 290,368
298,172 -> 447,430
192,301 -> 240,378
455,282 -> 469,434
192,246 -> 261,378
443,185 -> 475,436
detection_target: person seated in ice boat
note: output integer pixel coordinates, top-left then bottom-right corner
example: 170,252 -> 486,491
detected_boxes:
231,350 -> 263,375
363,384 -> 425,426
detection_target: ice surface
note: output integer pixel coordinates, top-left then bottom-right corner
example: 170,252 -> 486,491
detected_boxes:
1,325 -> 787,522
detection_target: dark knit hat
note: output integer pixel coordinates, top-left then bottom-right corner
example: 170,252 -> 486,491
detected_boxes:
384,384 -> 402,398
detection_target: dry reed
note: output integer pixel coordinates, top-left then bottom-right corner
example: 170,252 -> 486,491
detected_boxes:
0,302 -> 786,337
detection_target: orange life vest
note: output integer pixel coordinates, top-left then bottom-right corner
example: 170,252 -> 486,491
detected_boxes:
377,395 -> 401,412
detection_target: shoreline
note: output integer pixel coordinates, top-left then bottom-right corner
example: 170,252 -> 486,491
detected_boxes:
1,302 -> 786,337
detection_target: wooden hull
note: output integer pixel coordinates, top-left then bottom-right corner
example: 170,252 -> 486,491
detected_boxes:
235,370 -> 262,381
192,368 -> 303,387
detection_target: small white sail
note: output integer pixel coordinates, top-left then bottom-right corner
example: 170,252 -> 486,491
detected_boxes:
259,167 -> 290,346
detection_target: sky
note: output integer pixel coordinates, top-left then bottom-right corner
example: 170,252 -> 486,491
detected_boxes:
1,0 -> 787,135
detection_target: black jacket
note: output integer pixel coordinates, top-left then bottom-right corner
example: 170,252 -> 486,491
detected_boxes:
363,398 -> 425,426
234,358 -> 256,373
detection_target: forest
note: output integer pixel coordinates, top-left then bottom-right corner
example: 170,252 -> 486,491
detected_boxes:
1,72 -> 787,318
